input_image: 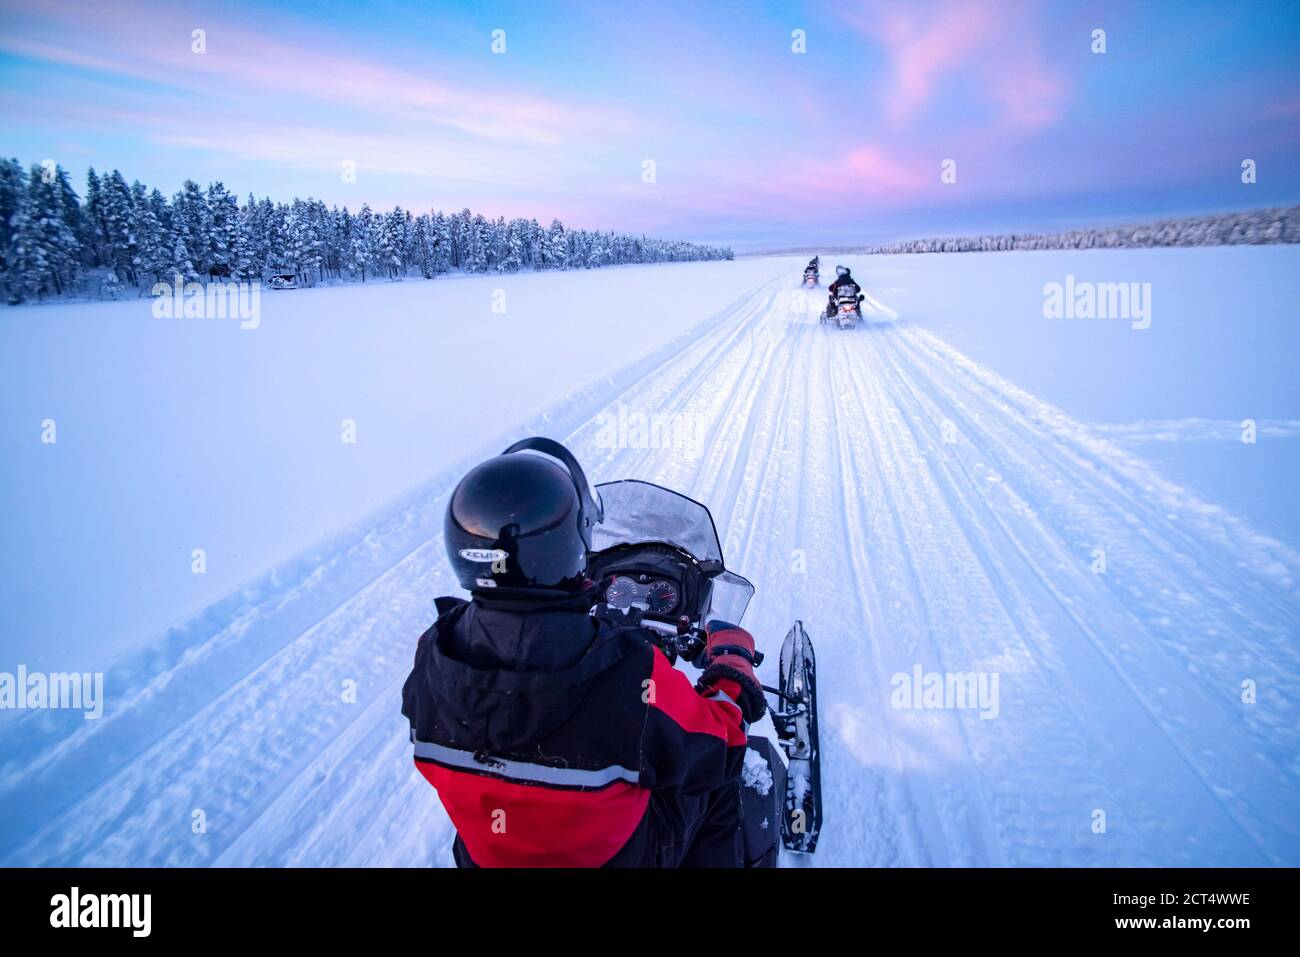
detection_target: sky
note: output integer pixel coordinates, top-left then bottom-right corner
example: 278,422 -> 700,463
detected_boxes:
0,0 -> 1297,249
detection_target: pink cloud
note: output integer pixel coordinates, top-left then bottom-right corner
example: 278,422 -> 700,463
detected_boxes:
987,59 -> 1066,128
681,142 -> 930,217
860,2 -> 995,122
839,0 -> 1067,129
842,145 -> 931,191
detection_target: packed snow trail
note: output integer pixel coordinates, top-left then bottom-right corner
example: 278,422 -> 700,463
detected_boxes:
2,276 -> 1297,867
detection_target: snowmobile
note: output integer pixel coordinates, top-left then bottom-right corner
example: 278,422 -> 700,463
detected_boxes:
802,265 -> 820,288
588,479 -> 822,865
822,287 -> 865,329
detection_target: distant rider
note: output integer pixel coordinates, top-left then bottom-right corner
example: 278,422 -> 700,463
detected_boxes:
827,265 -> 862,314
402,437 -> 767,867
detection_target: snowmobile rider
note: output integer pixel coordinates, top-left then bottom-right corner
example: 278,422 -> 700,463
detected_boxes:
827,264 -> 862,312
401,437 -> 767,867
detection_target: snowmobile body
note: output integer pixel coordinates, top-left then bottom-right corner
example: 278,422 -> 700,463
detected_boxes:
824,289 -> 864,328
739,735 -> 786,866
587,479 -> 822,866
802,267 -> 819,288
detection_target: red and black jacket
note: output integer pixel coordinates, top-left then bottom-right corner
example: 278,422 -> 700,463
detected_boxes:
401,588 -> 748,867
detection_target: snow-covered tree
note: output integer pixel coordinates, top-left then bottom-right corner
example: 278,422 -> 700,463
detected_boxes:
100,170 -> 139,284
410,214 -> 433,279
350,204 -> 376,281
0,158 -> 741,299
501,220 -> 524,272
465,214 -> 489,273
285,199 -> 324,284
172,180 -> 212,275
546,219 -> 567,270
7,163 -> 81,300
131,181 -> 168,283
206,182 -> 239,277
81,167 -> 108,268
0,158 -> 28,274
431,211 -> 452,273
861,208 -> 1299,255
375,208 -> 405,279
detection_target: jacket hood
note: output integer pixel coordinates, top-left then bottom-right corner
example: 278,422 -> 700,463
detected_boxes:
409,588 -> 640,755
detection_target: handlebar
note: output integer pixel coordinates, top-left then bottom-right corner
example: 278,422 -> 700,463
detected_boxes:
619,607 -> 709,663
593,603 -> 764,668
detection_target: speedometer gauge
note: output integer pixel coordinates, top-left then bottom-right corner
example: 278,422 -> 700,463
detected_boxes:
605,576 -> 637,608
646,580 -> 678,613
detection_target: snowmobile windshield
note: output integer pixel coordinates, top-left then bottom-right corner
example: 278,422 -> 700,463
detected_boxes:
592,480 -> 724,562
591,480 -> 754,623
707,570 -> 755,626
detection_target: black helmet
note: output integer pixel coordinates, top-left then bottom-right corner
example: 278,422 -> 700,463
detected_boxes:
444,437 -> 603,593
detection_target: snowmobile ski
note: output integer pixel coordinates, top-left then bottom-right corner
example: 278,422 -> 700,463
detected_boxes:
774,620 -> 821,852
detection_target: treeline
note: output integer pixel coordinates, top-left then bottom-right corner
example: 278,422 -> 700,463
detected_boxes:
0,159 -> 733,302
864,206 -> 1300,254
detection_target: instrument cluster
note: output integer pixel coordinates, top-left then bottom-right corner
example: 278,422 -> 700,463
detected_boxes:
603,573 -> 681,614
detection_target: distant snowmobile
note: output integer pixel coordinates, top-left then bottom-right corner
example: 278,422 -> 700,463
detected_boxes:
824,289 -> 865,328
802,259 -> 820,288
589,480 -> 823,863
822,265 -> 865,328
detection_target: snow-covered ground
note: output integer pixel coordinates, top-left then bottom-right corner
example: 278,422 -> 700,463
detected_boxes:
862,245 -> 1300,545
1,248 -> 1297,866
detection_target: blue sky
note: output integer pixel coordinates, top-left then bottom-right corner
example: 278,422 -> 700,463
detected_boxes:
0,0 -> 1297,248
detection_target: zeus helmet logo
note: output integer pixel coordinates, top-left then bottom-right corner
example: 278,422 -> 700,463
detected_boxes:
460,547 -> 510,581
459,548 -> 508,563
